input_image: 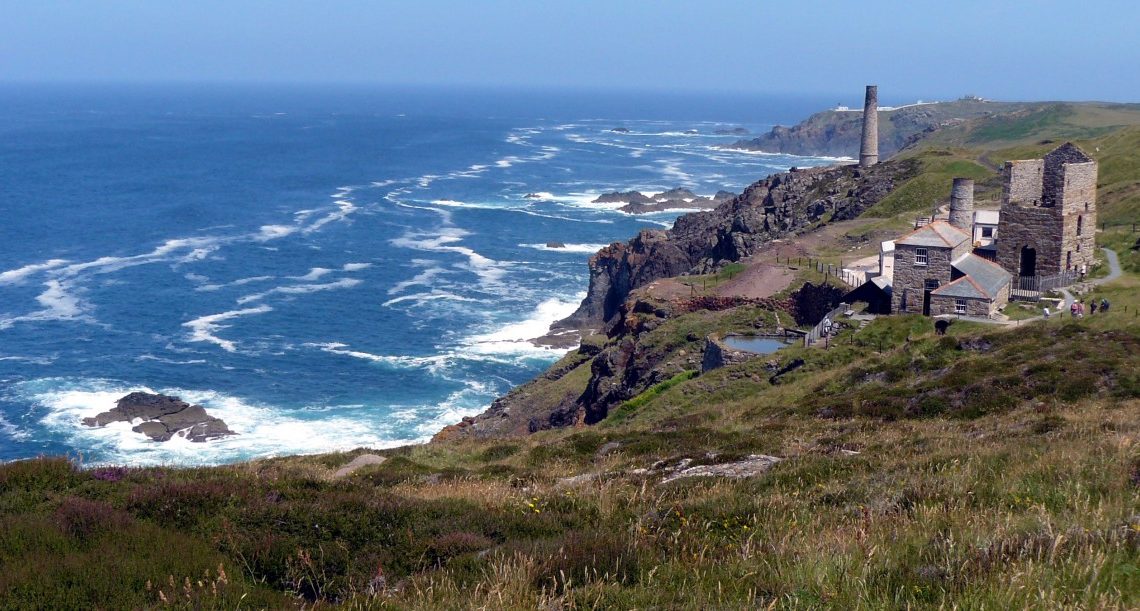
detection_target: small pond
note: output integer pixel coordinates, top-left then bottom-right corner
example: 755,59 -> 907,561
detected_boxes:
723,335 -> 795,355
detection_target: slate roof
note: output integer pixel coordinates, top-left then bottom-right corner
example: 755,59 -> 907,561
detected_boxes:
895,220 -> 970,248
931,253 -> 1012,300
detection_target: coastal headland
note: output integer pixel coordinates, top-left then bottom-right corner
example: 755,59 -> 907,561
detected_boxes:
4,97 -> 1140,608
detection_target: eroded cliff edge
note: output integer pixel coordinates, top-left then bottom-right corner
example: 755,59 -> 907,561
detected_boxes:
435,158 -> 918,441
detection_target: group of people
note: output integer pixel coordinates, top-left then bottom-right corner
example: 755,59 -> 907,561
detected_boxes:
1056,297 -> 1110,318
1043,297 -> 1110,319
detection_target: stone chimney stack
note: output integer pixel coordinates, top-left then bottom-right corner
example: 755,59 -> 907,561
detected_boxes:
859,85 -> 879,167
948,178 -> 975,233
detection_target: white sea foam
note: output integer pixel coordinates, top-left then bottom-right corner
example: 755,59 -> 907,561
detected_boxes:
0,259 -> 70,285
289,267 -> 334,282
342,262 -> 371,272
236,278 -> 363,305
388,266 -> 448,295
382,292 -> 482,307
195,275 -> 274,292
459,293 -> 584,357
519,242 -> 608,254
303,199 -> 358,234
23,379 -> 410,466
304,342 -> 451,370
0,355 -> 56,365
391,228 -> 506,285
255,224 -> 298,241
182,305 -> 273,352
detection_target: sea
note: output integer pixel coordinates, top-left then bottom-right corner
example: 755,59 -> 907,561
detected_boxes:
0,84 -> 845,466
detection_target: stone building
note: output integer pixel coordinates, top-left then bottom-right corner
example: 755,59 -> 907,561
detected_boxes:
996,143 -> 1097,276
890,220 -> 1011,317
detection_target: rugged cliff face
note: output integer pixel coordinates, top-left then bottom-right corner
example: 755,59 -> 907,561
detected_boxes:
556,158 -> 919,332
435,159 -> 919,442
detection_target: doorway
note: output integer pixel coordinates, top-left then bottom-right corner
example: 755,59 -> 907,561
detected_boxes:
1019,245 -> 1037,277
922,279 -> 939,316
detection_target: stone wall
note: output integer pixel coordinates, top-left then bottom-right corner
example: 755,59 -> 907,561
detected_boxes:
929,294 -> 993,318
997,203 -> 1064,276
1003,160 -> 1044,206
1059,161 -> 1098,270
891,244 -> 956,314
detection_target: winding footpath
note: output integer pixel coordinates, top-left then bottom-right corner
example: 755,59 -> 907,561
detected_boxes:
1057,247 -> 1122,314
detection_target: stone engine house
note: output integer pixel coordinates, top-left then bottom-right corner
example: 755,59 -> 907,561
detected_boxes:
996,143 -> 1098,277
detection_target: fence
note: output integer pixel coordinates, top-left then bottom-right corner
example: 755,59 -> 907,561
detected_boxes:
1010,270 -> 1080,302
776,256 -> 865,287
804,303 -> 849,347
1100,222 -> 1140,233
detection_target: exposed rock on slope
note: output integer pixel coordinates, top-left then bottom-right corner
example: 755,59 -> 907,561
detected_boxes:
557,159 -> 918,332
82,392 -> 235,442
436,159 -> 917,442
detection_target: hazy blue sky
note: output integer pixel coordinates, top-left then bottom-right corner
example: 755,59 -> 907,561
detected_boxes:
3,1 -> 1138,101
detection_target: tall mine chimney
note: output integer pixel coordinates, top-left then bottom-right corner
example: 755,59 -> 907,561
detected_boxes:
859,85 -> 879,168
948,178 -> 975,233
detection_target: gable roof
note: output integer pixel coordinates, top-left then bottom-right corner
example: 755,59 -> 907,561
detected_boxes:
931,253 -> 1012,300
930,276 -> 990,300
895,220 -> 970,248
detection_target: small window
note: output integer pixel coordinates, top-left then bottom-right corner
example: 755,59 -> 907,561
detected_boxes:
955,299 -> 967,315
981,227 -> 993,238
915,248 -> 928,266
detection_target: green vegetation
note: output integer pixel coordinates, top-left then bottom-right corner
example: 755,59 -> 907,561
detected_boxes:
3,104 -> 1139,609
863,155 -> 993,219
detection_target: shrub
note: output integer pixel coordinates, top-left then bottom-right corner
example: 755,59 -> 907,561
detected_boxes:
54,496 -> 134,541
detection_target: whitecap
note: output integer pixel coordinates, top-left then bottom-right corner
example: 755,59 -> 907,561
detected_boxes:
182,305 -> 273,353
195,275 -> 275,292
459,293 -> 584,357
519,243 -> 608,254
0,259 -> 70,285
236,278 -> 363,305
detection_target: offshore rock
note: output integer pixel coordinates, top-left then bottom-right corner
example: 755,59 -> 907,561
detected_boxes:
82,392 -> 235,443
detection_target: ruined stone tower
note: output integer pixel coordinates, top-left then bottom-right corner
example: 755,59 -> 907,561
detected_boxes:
948,178 -> 974,234
859,85 -> 879,167
996,143 -> 1097,277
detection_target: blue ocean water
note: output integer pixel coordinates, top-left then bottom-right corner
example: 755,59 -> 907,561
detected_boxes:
0,85 -> 842,466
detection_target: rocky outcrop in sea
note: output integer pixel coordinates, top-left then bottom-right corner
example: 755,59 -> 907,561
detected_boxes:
82,392 -> 235,443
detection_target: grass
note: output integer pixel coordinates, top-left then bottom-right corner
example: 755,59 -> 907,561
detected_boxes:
3,104 -> 1140,609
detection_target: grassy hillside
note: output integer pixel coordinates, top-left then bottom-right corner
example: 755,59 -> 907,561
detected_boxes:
3,282 -> 1139,608
2,106 -> 1139,609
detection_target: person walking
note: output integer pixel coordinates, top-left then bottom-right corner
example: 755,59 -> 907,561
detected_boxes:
1070,300 -> 1079,318
1043,306 -> 1051,320
1090,300 -> 1099,315
1101,297 -> 1110,313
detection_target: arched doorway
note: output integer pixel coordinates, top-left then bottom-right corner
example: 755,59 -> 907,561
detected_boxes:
1019,245 -> 1037,277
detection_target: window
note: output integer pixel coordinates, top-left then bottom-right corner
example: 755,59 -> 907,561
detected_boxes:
915,248 -> 928,266
955,299 -> 967,315
981,227 -> 993,238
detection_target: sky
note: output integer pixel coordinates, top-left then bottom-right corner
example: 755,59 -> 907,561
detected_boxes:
2,1 -> 1138,102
